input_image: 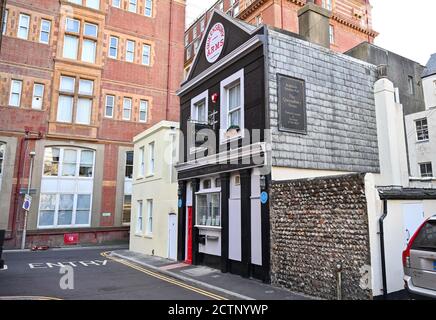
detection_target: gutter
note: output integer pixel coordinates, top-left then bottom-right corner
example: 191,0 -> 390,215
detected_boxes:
378,199 -> 388,299
165,0 -> 173,120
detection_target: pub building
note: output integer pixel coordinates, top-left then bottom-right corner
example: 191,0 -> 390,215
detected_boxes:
175,5 -> 381,283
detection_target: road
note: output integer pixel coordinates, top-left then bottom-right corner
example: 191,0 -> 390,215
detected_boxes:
0,247 -> 230,300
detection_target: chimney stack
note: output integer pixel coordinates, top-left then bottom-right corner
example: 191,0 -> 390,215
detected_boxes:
298,1 -> 332,49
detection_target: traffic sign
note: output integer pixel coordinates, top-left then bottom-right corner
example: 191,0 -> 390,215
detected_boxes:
22,194 -> 32,211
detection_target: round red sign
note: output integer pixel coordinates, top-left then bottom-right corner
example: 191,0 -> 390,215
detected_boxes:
205,23 -> 225,63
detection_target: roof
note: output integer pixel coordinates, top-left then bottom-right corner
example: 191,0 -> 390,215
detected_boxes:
378,187 -> 436,200
422,53 -> 436,78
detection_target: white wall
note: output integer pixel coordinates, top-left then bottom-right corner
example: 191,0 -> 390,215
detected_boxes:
405,109 -> 436,187
251,169 -> 262,266
423,74 -> 436,110
229,172 -> 242,261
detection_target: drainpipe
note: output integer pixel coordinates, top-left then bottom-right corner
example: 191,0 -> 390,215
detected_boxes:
165,0 -> 173,120
6,130 -> 43,242
379,199 -> 388,299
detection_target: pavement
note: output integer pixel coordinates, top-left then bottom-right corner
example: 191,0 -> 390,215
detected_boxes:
0,245 -> 311,300
110,249 -> 313,300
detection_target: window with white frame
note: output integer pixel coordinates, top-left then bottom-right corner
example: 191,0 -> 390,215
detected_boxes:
128,0 -> 137,13
109,36 -> 118,59
17,14 -> 30,40
9,80 -> 22,107
146,199 -> 153,235
142,44 -> 151,65
32,83 -> 45,109
196,193 -> 220,227
2,9 -> 8,35
43,147 -> 95,178
144,0 -> 152,17
136,200 -> 143,233
68,0 -> 100,9
419,162 -> 433,178
184,34 -> 189,47
322,0 -> 333,10
139,146 -> 145,176
123,97 -> 132,120
329,25 -> 335,44
38,147 -> 95,228
200,19 -> 205,32
193,39 -> 200,54
220,69 -> 244,141
139,100 -> 148,122
57,75 -> 94,125
63,19 -> 98,63
112,0 -> 121,8
148,142 -> 155,175
0,143 -> 5,176
416,118 -> 429,141
219,1 -> 224,11
105,95 -> 115,118
192,25 -> 197,39
190,90 -> 208,123
126,40 -> 135,62
39,19 -> 51,44
38,193 -> 92,228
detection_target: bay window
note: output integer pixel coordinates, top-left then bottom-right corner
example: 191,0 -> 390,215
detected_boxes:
57,76 -> 94,125
196,193 -> 220,227
63,18 -> 98,63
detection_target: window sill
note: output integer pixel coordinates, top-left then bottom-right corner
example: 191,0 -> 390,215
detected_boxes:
195,225 -> 222,230
416,139 -> 430,144
146,173 -> 155,178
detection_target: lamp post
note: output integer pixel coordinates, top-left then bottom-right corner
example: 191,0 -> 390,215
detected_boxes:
21,150 -> 35,250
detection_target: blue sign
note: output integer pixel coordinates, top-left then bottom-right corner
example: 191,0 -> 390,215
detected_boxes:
178,199 -> 183,208
260,191 -> 268,204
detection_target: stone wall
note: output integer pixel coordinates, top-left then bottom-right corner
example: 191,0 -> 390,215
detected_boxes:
267,28 -> 380,173
270,173 -> 372,300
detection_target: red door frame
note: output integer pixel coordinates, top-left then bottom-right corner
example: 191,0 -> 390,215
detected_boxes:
185,206 -> 193,264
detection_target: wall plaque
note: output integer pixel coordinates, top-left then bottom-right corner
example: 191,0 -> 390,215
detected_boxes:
277,74 -> 307,134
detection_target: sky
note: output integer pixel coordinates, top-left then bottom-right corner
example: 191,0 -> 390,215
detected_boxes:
186,0 -> 436,66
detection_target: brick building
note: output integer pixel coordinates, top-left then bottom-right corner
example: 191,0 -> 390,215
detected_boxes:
183,0 -> 378,77
0,0 -> 185,248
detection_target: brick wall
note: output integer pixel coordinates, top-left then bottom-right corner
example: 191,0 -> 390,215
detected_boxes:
267,28 -> 380,173
269,173 -> 372,300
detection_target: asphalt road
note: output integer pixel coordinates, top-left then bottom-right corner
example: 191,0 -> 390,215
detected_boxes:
0,248 -> 230,300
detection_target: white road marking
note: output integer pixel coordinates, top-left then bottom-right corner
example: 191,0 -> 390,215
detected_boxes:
28,260 -> 108,269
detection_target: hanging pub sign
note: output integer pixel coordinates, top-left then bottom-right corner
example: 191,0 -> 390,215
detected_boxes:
205,23 -> 225,63
277,74 -> 307,134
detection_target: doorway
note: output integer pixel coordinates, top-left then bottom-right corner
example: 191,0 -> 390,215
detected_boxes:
168,213 -> 177,260
402,203 -> 425,248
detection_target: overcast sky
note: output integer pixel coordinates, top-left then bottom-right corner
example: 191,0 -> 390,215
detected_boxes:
186,0 -> 436,66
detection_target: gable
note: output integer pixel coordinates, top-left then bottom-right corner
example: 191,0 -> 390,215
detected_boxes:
187,11 -> 253,81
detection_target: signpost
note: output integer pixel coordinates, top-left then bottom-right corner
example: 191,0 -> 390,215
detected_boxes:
277,74 -> 307,134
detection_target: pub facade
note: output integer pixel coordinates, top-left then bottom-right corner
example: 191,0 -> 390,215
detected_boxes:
176,6 -> 382,289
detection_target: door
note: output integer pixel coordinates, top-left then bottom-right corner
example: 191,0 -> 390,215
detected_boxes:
185,206 -> 193,264
403,203 -> 425,248
168,213 -> 177,260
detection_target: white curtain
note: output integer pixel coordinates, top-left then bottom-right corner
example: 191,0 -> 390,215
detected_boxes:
57,95 -> 73,122
63,35 -> 79,60
76,98 -> 92,124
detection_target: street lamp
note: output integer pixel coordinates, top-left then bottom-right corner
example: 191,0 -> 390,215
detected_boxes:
21,151 -> 35,250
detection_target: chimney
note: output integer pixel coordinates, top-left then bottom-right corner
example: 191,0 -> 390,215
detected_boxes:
297,0 -> 332,49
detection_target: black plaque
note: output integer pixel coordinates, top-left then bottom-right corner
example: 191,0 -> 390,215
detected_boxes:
277,74 -> 307,134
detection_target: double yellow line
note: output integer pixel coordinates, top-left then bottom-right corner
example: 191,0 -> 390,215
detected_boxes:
101,252 -> 227,300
